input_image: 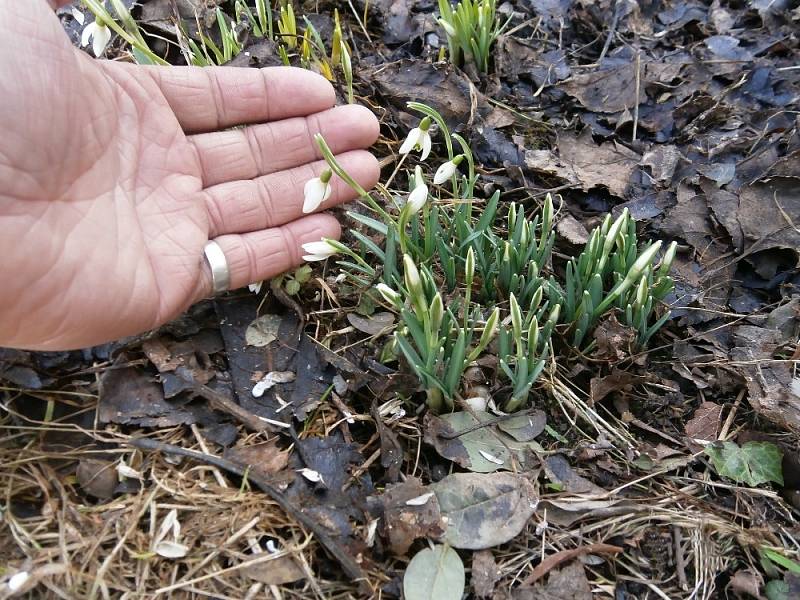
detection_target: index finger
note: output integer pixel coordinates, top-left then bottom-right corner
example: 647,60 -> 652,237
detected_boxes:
142,65 -> 336,134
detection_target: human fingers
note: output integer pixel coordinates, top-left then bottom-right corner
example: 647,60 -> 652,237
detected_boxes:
143,65 -> 335,134
47,1 -> 72,8
194,213 -> 341,300
190,104 -> 380,187
202,151 -> 380,238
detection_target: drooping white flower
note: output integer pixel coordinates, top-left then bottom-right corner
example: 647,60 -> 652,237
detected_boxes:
248,281 -> 263,294
399,117 -> 433,160
432,154 -> 465,185
375,283 -> 402,306
81,21 -> 112,58
301,239 -> 339,262
406,180 -> 429,214
303,169 -> 333,213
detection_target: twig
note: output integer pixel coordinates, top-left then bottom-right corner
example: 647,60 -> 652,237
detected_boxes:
181,376 -> 272,433
128,437 -> 370,592
520,543 -> 623,586
597,0 -> 620,65
673,525 -> 688,590
632,50 -> 641,142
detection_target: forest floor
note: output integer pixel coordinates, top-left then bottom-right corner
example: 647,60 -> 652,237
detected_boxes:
2,0 -> 800,598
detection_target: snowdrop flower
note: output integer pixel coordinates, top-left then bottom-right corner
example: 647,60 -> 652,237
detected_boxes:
399,117 -> 433,160
406,171 -> 429,214
375,283 -> 402,307
303,169 -> 333,213
248,281 -> 263,294
301,239 -> 339,262
81,20 -> 112,57
433,154 -> 465,185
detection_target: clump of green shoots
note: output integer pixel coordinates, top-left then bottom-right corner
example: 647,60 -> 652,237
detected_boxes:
437,0 -> 509,73
548,209 -> 677,348
307,103 -> 675,413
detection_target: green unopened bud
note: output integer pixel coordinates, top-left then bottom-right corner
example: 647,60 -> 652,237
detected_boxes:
403,254 -> 422,297
634,275 -> 648,307
429,292 -> 444,332
530,286 -> 543,313
465,247 -> 475,288
527,316 -> 539,353
375,283 -> 402,308
469,307 -> 500,362
419,116 -> 432,132
602,209 -> 628,258
510,293 -> 522,341
627,241 -> 662,285
658,241 -> 678,277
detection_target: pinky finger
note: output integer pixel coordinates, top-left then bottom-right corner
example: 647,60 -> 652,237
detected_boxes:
193,213 -> 341,301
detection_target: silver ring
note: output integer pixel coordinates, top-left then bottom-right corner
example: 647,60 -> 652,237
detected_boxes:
203,241 -> 231,295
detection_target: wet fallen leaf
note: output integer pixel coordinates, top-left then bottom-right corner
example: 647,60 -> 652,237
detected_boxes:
224,438 -> 290,480
403,545 -> 465,600
243,554 -> 306,585
376,478 -> 445,555
685,402 -> 723,450
432,472 -> 538,550
496,411 -> 547,442
705,441 -> 784,487
424,411 -> 543,473
514,560 -> 592,600
471,550 -> 500,598
76,459 -> 118,499
727,568 -> 764,598
545,455 -> 607,495
245,313 -> 282,347
556,214 -> 590,245
347,311 -> 395,336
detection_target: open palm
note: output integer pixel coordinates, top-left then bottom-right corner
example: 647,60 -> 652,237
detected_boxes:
0,1 -> 379,350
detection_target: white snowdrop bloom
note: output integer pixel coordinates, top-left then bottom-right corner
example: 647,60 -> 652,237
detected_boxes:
406,180 -> 429,214
301,239 -> 339,262
248,281 -> 263,294
375,283 -> 402,306
433,154 -> 465,185
302,169 -> 333,213
399,117 -> 433,160
81,21 -> 112,57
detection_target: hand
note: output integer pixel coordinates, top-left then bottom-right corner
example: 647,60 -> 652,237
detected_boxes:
0,2 -> 380,350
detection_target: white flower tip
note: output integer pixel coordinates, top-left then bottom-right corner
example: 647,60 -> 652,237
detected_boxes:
407,183 -> 429,213
8,572 -> 29,592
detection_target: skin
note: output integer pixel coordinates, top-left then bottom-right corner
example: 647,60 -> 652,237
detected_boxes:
0,1 -> 380,350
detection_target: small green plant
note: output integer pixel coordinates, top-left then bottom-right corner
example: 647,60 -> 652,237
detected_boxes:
304,103 -> 676,412
437,0 -> 509,73
548,208 -> 677,348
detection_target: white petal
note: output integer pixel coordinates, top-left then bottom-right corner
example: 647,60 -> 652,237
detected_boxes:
303,178 -> 327,213
248,281 -> 263,294
72,7 -> 86,26
155,540 -> 189,559
478,449 -> 505,465
405,492 -> 435,506
81,22 -> 96,48
433,161 -> 456,185
92,24 -> 111,57
407,183 -> 429,213
298,468 -> 324,483
399,128 -> 421,155
8,572 -> 29,592
302,254 -> 327,262
420,133 -> 432,160
301,241 -> 335,256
